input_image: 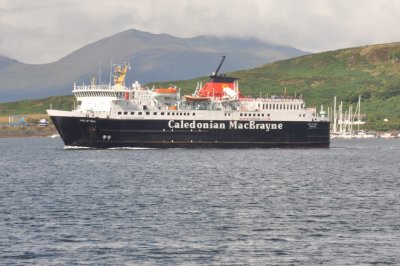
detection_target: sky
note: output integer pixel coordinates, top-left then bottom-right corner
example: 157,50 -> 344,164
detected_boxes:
0,0 -> 400,64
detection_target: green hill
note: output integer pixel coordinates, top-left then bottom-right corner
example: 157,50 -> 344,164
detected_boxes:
1,42 -> 400,131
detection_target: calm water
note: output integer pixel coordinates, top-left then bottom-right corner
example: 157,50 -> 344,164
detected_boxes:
0,138 -> 399,265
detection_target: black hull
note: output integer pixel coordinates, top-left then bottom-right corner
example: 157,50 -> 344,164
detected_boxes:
50,116 -> 330,148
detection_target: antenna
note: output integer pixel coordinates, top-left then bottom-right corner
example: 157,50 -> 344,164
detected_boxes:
109,57 -> 113,86
99,60 -> 102,85
213,56 -> 226,77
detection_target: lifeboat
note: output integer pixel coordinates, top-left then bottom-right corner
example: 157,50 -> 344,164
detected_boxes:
154,87 -> 177,95
184,95 -> 211,101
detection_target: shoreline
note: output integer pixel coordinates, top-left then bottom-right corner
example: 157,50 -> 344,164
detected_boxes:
0,125 -> 58,138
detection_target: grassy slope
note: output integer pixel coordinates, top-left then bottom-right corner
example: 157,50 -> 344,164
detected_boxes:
0,96 -> 74,117
1,43 -> 400,130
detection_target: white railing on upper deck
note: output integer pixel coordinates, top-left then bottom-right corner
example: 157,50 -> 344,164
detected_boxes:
239,97 -> 304,103
73,84 -> 116,91
73,81 -> 142,92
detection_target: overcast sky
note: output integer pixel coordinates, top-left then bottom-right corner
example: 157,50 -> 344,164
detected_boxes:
1,0 -> 399,64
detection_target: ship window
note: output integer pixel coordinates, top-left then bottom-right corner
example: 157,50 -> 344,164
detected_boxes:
153,112 -> 157,115
131,112 -> 134,115
240,113 -> 242,117
303,114 -> 306,117
193,113 -> 195,116
167,112 -> 170,115
253,114 -> 256,117
267,114 -> 270,117
172,113 -> 175,116
124,112 -> 127,115
161,112 -> 165,115
257,114 -> 260,117
146,112 -> 150,115
138,112 -> 142,115
118,112 -> 122,115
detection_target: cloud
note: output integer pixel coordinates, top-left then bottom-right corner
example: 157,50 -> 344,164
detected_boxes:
0,0 -> 399,63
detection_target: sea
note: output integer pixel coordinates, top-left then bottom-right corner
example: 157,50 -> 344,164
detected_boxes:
0,137 -> 399,265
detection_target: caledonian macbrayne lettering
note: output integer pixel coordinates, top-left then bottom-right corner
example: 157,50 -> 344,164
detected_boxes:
168,120 -> 283,131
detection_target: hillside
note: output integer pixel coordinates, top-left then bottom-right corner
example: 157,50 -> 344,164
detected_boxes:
1,43 -> 400,131
0,28 -> 306,102
157,43 -> 400,131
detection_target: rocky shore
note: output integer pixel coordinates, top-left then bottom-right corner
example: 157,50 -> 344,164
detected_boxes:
0,125 -> 57,138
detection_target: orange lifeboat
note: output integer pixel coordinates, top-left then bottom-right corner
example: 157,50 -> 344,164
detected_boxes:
184,95 -> 211,101
154,87 -> 177,94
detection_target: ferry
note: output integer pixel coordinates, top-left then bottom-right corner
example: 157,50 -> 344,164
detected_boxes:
47,57 -> 330,148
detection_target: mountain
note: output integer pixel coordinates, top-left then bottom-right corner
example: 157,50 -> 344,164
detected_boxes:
0,55 -> 19,69
3,42 -> 399,130
0,28 -> 307,102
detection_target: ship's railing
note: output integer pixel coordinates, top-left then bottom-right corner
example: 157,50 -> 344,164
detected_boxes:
73,84 -> 136,91
74,84 -> 113,91
239,97 -> 304,103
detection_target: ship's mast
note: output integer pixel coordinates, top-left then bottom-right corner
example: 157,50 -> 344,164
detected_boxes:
212,56 -> 226,77
333,96 -> 337,134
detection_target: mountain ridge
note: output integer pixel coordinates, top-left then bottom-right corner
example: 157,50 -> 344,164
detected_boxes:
0,28 -> 307,102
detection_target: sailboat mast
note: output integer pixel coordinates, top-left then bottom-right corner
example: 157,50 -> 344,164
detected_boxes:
333,96 -> 337,134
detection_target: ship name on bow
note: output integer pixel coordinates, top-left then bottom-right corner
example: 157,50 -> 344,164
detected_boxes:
168,120 -> 283,131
